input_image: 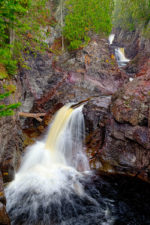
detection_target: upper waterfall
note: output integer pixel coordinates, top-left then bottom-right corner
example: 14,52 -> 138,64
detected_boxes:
108,34 -> 115,45
115,47 -> 130,67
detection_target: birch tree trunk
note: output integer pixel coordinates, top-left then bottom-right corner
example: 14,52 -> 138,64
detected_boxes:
60,0 -> 64,51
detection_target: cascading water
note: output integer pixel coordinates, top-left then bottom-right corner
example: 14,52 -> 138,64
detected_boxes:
5,104 -> 150,225
5,104 -> 113,225
108,34 -> 115,45
44,104 -> 89,171
115,47 -> 130,67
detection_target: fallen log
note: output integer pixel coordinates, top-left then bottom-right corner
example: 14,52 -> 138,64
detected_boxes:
18,112 -> 46,122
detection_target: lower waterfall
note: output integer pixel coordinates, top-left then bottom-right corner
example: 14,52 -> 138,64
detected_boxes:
5,104 -> 150,225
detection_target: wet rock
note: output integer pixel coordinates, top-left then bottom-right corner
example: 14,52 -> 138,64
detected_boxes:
0,80 -> 23,224
0,203 -> 10,225
16,36 -> 150,182
113,28 -> 150,77
100,117 -> 150,176
18,37 -> 124,140
0,115 -> 23,180
1,161 -> 15,183
0,79 -> 23,174
84,73 -> 150,182
111,74 -> 150,126
113,29 -> 140,59
0,172 -> 10,225
0,172 -> 6,205
83,97 -> 111,168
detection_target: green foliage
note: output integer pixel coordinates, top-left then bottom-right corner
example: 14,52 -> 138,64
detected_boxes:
0,92 -> 10,100
0,0 -> 50,117
0,62 -> 8,79
0,91 -> 21,117
63,0 -> 114,50
113,0 -> 150,33
142,22 -> 150,38
0,48 -> 17,75
0,0 -> 50,75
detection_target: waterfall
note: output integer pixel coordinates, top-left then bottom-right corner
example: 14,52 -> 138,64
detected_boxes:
5,104 -> 114,225
115,47 -> 130,67
45,104 -> 89,171
108,34 -> 130,67
108,34 -> 115,45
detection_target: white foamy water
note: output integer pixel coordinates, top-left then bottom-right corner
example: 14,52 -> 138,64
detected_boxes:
45,104 -> 89,171
115,47 -> 130,67
108,34 -> 115,45
129,78 -> 134,82
5,105 -> 88,192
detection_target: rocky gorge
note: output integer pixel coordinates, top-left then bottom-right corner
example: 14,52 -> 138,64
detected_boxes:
0,25 -> 150,223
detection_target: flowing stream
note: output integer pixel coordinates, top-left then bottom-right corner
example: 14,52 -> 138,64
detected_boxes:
5,104 -> 150,225
108,34 -> 115,45
108,34 -> 130,68
115,47 -> 130,67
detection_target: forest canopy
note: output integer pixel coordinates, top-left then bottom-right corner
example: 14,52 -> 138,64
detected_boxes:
0,0 -> 50,76
113,0 -> 150,35
63,0 -> 114,49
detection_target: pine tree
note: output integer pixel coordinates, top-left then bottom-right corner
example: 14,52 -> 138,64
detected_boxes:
63,0 -> 114,49
0,0 -> 51,75
113,0 -> 150,32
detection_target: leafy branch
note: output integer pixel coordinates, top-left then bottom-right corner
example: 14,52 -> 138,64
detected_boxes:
0,92 -> 21,117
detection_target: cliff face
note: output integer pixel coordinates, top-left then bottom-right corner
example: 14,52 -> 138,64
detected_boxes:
0,79 -> 23,224
0,36 -> 124,172
83,29 -> 150,181
16,30 -> 150,184
18,36 -> 124,133
84,73 -> 150,181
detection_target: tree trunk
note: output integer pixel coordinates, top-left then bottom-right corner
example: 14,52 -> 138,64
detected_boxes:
60,0 -> 64,51
9,27 -> 15,53
18,112 -> 46,122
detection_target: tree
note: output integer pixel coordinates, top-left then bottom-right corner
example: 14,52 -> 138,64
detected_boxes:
0,0 -> 51,117
63,0 -> 114,49
113,0 -> 150,32
55,0 -> 65,51
0,0 -> 51,75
